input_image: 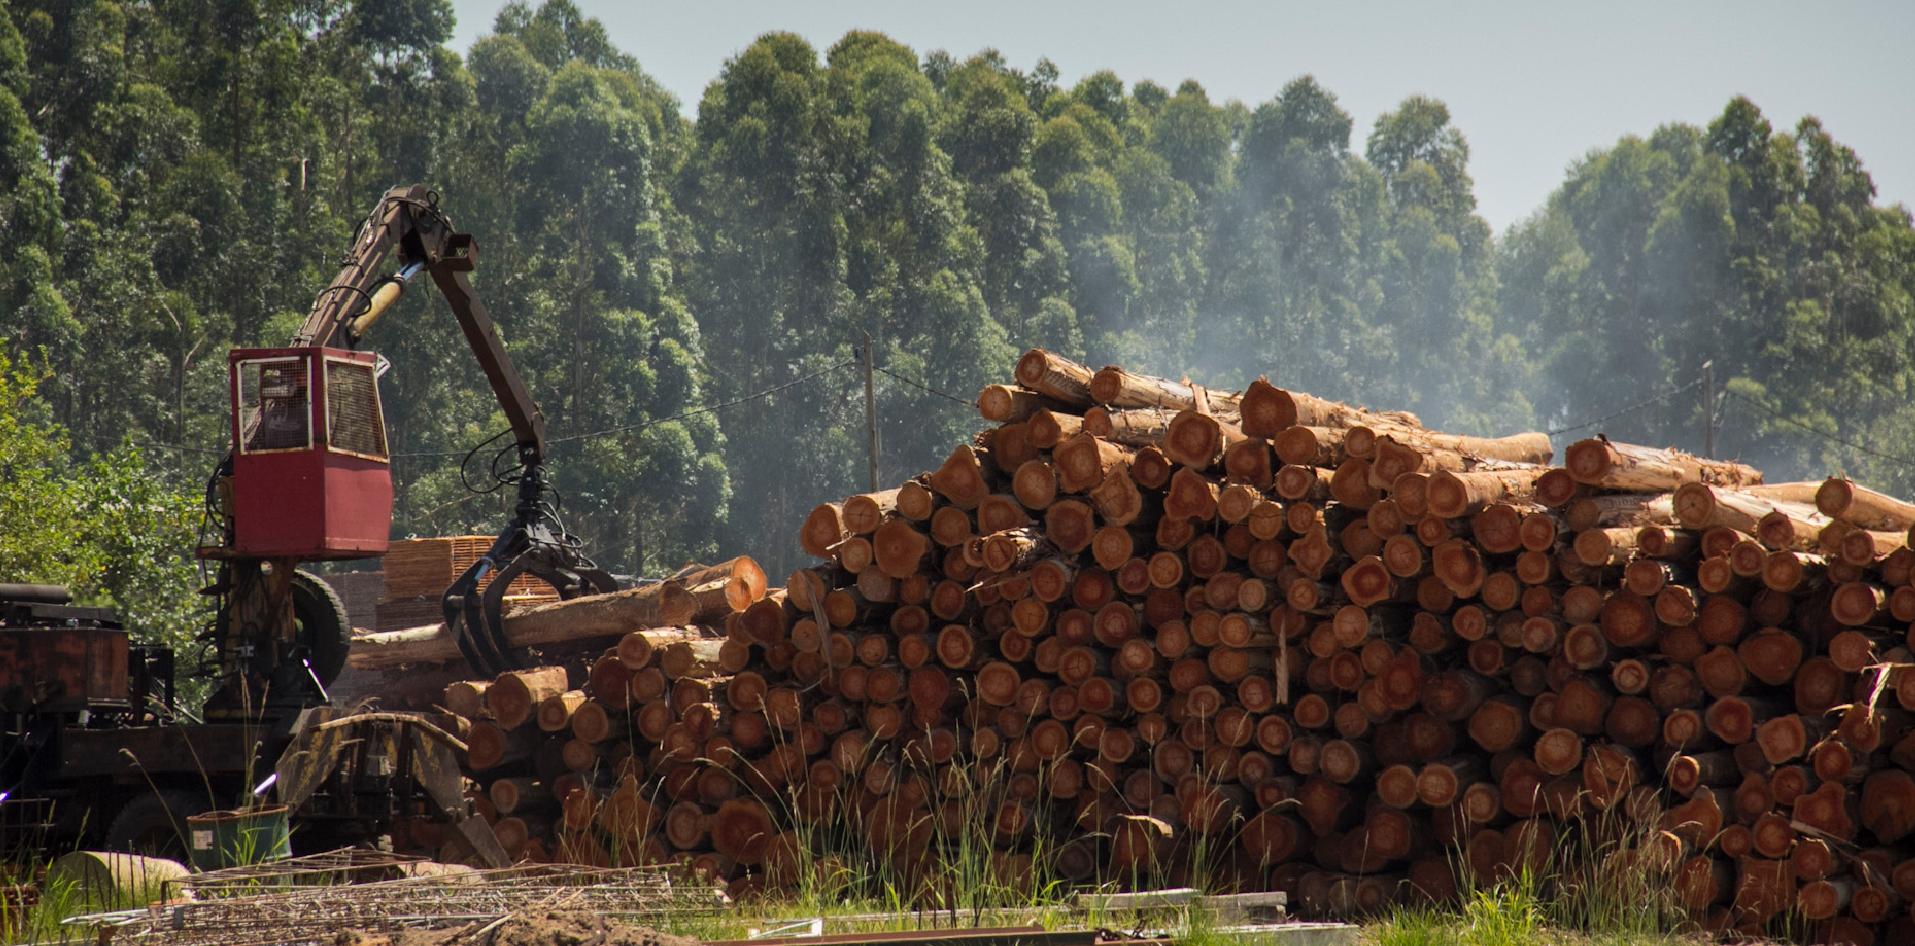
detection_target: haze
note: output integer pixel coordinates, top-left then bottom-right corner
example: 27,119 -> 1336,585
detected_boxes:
448,0 -> 1914,232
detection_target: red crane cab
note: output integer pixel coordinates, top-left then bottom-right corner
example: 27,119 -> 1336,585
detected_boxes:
227,347 -> 392,559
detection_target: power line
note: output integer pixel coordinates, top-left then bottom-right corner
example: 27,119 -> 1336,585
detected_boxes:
1722,390 -> 1915,469
548,359 -> 857,446
872,365 -> 972,408
1547,376 -> 1704,437
393,359 -> 858,458
126,440 -> 226,457
393,440 -> 503,460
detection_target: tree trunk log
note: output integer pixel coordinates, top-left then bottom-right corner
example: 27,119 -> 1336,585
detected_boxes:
1672,483 -> 1827,550
1818,476 -> 1915,532
488,667 -> 569,730
1027,409 -> 1084,449
1089,365 -> 1244,416
976,384 -> 1069,423
1239,377 -> 1421,438
466,720 -> 535,771
930,444 -> 990,510
1014,349 -> 1095,407
1165,409 -> 1245,470
1427,469 -> 1544,519
1055,432 -> 1132,493
535,689 -> 587,733
443,680 -> 489,717
349,580 -> 698,671
1563,438 -> 1762,491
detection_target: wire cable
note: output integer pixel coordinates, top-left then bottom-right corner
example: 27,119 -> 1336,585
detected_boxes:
872,365 -> 973,408
126,440 -> 227,457
1547,376 -> 1704,436
129,357 -> 861,462
544,359 -> 857,446
390,359 -> 857,459
1723,391 -> 1915,468
455,428 -> 514,495
392,441 -> 504,460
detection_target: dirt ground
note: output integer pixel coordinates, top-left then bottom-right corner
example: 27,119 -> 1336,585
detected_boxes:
335,909 -> 702,946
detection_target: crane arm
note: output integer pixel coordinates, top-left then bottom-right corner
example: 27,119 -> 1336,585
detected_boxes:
295,184 -> 545,460
288,184 -> 612,675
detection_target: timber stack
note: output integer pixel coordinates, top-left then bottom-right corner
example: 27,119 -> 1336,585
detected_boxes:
392,349 -> 1915,946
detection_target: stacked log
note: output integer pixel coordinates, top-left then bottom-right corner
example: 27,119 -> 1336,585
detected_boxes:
337,557 -> 768,707
389,351 -> 1915,944
422,615 -> 778,873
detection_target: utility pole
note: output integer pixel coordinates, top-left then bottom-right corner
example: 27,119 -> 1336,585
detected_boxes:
862,333 -> 879,491
1701,360 -> 1716,458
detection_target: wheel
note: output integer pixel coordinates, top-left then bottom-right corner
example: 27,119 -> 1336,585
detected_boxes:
290,570 -> 352,687
104,788 -> 209,860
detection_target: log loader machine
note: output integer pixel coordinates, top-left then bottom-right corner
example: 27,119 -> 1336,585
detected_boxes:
0,186 -> 608,864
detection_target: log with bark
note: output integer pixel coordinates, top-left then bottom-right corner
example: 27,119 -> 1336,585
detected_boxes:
1563,438 -> 1762,491
347,577 -> 706,670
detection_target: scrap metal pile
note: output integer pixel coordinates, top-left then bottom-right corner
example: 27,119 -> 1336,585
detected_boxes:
408,349 -> 1915,945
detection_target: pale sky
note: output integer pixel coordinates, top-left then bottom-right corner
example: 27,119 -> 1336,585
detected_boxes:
448,0 -> 1913,233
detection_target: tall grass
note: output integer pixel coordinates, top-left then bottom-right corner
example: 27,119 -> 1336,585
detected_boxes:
633,689 -> 1283,941
1372,788 -> 1708,946
755,734 -> 1074,917
0,855 -> 188,945
1523,801 -> 1692,938
0,870 -> 81,946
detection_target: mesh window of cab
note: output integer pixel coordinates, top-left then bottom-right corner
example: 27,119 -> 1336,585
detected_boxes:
238,358 -> 311,453
325,359 -> 387,458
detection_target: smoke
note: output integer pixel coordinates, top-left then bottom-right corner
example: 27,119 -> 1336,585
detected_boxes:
684,45 -> 1915,580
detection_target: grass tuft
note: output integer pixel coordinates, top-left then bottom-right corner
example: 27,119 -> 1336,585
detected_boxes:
1369,788 -> 1714,946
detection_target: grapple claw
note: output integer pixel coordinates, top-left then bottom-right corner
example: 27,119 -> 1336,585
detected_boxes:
443,537 -> 615,676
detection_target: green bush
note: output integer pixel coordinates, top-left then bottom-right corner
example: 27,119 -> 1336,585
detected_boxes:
0,345 -> 206,709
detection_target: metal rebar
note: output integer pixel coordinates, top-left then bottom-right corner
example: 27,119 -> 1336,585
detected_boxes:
74,861 -> 728,946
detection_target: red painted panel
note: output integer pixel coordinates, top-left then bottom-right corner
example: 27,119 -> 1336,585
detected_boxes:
228,347 -> 391,560
321,453 -> 393,555
0,628 -> 128,711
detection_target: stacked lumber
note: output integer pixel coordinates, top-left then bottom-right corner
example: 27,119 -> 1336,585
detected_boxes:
399,351 -> 1915,944
318,570 -> 385,630
372,537 -> 561,632
382,537 -> 560,600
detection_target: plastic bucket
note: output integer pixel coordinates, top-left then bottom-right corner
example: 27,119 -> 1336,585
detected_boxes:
183,806 -> 291,869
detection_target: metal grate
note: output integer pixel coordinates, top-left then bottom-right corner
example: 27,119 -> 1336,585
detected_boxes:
326,359 -> 386,457
74,862 -> 726,946
168,847 -> 428,901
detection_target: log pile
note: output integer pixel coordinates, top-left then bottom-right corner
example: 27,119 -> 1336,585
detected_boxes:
334,556 -> 770,712
394,351 -> 1915,945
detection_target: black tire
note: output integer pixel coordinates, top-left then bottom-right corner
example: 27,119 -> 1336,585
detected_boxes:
290,570 -> 352,687
104,788 -> 208,860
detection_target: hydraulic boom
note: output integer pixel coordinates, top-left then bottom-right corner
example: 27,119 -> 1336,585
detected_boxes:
205,185 -> 612,712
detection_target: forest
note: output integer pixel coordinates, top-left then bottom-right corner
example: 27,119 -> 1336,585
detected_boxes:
3,0 -> 1912,644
